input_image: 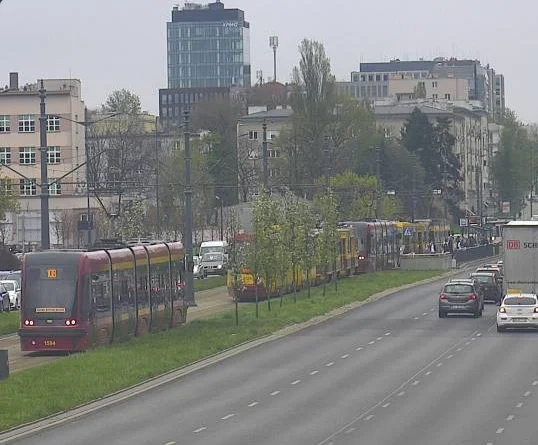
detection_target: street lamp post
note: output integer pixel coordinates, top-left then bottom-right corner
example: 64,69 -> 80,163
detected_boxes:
215,195 -> 224,240
39,80 -> 50,250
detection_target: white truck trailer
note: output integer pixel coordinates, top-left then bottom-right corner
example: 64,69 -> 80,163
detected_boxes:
503,221 -> 538,295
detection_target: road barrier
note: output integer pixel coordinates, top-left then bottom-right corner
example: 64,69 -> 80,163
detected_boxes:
0,349 -> 8,380
453,245 -> 494,264
400,253 -> 453,271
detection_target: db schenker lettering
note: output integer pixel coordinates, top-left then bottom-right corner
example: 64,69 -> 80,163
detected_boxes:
523,242 -> 538,248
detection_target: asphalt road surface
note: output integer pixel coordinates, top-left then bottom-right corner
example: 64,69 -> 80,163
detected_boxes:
10,270 -> 538,445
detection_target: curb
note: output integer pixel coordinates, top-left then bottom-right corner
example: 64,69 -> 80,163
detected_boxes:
0,258 -> 495,443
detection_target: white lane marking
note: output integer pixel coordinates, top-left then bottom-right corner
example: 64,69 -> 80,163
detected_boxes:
516,402 -> 523,408
385,332 -> 391,336
341,354 -> 350,359
326,362 -> 335,367
344,427 -> 356,434
486,442 -> 493,445
376,336 -> 383,341
193,427 -> 207,433
524,391 -> 532,397
364,414 -> 374,421
425,371 -> 432,376
356,346 -> 363,351
163,442 -> 176,445
477,333 -> 482,337
412,380 -> 420,386
456,348 -> 462,352
313,330 -> 481,445
397,391 -> 405,397
430,308 -> 434,312
506,415 -> 515,421
496,427 -> 504,434
466,341 -> 471,345
310,370 -> 319,376
471,337 -> 476,341
422,312 -> 428,316
270,390 -> 280,396
437,362 -> 443,367
221,414 -> 235,421
248,401 -> 259,407
447,354 -> 454,359
368,341 -> 376,345
413,317 -> 420,320
291,380 -> 301,385
382,402 -> 390,408
533,381 -> 538,386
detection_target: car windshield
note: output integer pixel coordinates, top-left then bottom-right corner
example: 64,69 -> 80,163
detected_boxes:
200,246 -> 224,257
444,284 -> 473,294
503,297 -> 537,306
1,282 -> 14,291
202,253 -> 223,262
475,276 -> 493,284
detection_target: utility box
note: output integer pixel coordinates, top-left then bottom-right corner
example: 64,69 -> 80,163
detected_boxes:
0,349 -> 8,380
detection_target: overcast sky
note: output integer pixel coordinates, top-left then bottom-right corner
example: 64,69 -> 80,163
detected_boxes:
0,0 -> 534,121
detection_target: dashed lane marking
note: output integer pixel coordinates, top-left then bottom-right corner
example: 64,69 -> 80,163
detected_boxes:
422,312 -> 428,316
384,332 -> 391,336
356,346 -> 363,351
533,381 -> 538,386
270,391 -> 280,396
456,348 -> 462,352
364,415 -> 374,421
516,402 -> 523,408
382,402 -> 390,408
447,354 -> 453,359
368,341 -> 376,345
507,415 -> 515,421
477,333 -> 482,337
425,371 -> 432,376
193,427 -> 207,433
221,414 -> 235,421
248,401 -> 259,407
496,427 -> 504,434
163,442 -> 176,445
341,354 -> 350,359
376,336 -> 383,341
466,341 -> 471,345
412,380 -> 420,386
344,427 -> 356,434
397,391 -> 405,397
436,362 -> 443,367
413,317 -> 420,320
291,380 -> 301,385
310,370 -> 319,376
326,362 -> 335,367
524,391 -> 532,397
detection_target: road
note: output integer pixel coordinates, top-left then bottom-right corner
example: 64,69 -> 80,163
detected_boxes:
0,285 -> 234,373
9,267 -> 538,445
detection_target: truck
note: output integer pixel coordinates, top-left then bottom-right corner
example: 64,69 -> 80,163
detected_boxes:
502,221 -> 538,295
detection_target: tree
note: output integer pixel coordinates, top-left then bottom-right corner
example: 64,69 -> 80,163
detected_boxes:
102,89 -> 142,114
289,39 -> 336,197
313,190 -> 338,295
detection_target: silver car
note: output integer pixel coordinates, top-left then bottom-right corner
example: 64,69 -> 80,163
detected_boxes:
200,252 -> 226,276
497,293 -> 538,332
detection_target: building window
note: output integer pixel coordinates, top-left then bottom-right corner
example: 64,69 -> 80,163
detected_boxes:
267,130 -> 279,140
375,74 -> 381,81
360,75 -> 366,82
268,149 -> 281,158
48,178 -> 61,195
432,94 -> 438,100
383,74 -> 389,81
432,81 -> 438,88
269,168 -> 280,177
368,74 -> 374,81
0,116 -> 10,132
0,147 -> 11,165
445,93 -> 451,100
248,130 -> 258,140
19,147 -> 36,165
19,178 -> 36,196
0,179 -> 12,195
46,116 -> 61,132
47,146 -> 61,164
18,115 -> 35,133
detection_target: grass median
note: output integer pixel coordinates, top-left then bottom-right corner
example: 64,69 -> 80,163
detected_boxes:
0,269 -> 443,432
194,275 -> 226,292
0,311 -> 19,336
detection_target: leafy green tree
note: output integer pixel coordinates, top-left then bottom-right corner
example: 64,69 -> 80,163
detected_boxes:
297,200 -> 318,298
102,89 -> 142,114
282,193 -> 305,303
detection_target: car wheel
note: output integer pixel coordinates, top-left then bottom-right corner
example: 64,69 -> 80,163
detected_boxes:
497,325 -> 505,333
438,309 -> 446,318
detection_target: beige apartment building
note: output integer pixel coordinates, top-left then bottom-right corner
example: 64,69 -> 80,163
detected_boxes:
387,77 -> 469,102
0,73 -> 99,249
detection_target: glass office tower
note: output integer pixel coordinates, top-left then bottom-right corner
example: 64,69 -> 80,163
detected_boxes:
167,1 -> 251,89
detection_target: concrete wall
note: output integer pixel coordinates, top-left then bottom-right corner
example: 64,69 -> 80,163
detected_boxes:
400,253 -> 453,270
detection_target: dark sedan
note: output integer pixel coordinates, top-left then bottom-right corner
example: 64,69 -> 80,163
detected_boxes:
439,281 -> 483,318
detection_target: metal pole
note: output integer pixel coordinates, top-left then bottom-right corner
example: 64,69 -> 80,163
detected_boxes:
273,47 -> 277,83
324,137 -> 330,191
262,120 -> 269,190
220,199 -> 224,240
84,108 -> 92,248
39,80 -> 50,250
155,116 -> 161,236
376,146 -> 382,220
183,111 -> 195,306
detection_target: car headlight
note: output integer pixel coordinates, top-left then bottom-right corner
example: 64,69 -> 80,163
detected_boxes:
499,307 -> 506,313
217,265 -> 222,269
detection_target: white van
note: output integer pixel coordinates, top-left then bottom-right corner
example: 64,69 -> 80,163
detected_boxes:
199,241 -> 228,261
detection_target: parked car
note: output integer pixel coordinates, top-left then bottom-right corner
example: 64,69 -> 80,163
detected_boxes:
439,280 -> 483,318
200,252 -> 227,276
497,293 -> 538,332
0,279 -> 20,309
0,283 -> 10,312
5,270 -> 21,288
470,272 -> 502,304
193,256 -> 206,280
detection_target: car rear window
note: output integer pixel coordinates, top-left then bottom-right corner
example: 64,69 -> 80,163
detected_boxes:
444,284 -> 473,294
503,297 -> 537,306
475,276 -> 493,284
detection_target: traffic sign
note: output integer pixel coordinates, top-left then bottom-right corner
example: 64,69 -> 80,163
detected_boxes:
403,227 -> 413,236
459,217 -> 468,227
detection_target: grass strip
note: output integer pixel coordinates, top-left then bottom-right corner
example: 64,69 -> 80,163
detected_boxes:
0,269 -> 441,432
194,275 -> 226,292
0,311 -> 19,336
